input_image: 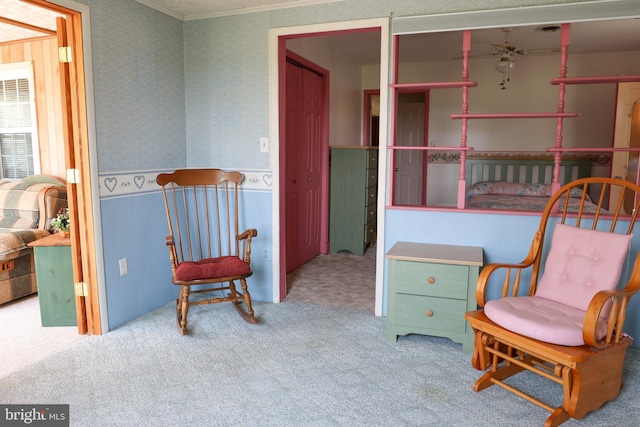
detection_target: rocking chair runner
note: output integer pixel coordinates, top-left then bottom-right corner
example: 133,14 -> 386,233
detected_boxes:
157,168 -> 258,335
464,177 -> 640,427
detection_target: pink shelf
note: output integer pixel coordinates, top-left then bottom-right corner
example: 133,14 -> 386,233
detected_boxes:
451,112 -> 579,119
548,147 -> 640,153
551,75 -> 640,85
390,81 -> 478,90
388,146 -> 474,151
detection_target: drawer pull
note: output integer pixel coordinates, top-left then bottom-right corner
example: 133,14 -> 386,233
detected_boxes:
427,276 -> 436,284
426,310 -> 434,317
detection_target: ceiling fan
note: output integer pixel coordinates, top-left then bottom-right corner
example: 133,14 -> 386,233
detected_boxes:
455,28 -> 560,61
491,28 -> 561,57
474,28 -> 560,89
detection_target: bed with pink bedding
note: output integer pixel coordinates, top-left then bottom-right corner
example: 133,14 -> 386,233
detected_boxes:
464,181 -> 597,211
464,154 -> 594,212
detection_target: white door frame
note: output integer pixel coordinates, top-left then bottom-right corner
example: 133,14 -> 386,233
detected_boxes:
268,18 -> 390,316
50,0 -> 107,333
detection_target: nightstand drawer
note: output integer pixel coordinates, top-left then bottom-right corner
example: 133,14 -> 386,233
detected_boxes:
393,293 -> 467,333
392,260 -> 469,299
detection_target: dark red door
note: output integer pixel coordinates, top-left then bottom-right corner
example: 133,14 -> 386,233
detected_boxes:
285,61 -> 323,273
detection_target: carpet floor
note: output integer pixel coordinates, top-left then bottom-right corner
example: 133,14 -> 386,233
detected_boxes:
0,294 -> 84,378
1,247 -> 374,379
285,247 -> 376,311
1,299 -> 639,426
3,249 -> 640,426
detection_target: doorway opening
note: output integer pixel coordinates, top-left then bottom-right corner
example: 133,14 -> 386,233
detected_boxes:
270,19 -> 390,316
363,90 -> 380,147
0,0 -> 103,376
612,82 -> 640,214
0,0 -> 103,336
392,92 -> 429,206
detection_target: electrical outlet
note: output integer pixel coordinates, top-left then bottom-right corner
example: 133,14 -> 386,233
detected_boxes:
119,258 -> 128,276
263,249 -> 269,260
260,137 -> 269,153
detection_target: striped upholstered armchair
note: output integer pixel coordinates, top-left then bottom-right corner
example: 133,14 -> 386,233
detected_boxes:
0,175 -> 67,305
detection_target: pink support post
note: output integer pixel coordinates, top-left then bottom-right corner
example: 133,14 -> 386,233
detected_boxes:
552,23 -> 572,194
389,35 -> 399,206
458,30 -> 472,208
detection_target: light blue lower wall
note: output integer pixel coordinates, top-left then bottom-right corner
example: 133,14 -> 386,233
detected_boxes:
384,208 -> 640,348
100,188 -> 272,331
100,192 -> 175,330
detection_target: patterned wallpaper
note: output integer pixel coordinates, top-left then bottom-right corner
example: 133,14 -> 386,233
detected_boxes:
80,0 -> 586,176
82,0 -> 187,173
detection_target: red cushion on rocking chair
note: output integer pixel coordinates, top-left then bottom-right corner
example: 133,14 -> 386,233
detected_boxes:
174,256 -> 251,281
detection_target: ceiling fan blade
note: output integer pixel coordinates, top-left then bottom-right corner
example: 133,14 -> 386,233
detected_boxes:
452,52 -> 499,59
516,47 -> 561,55
491,43 -> 507,52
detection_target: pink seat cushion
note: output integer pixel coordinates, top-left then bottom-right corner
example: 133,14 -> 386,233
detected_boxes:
174,256 -> 250,281
485,296 -> 608,346
484,224 -> 632,346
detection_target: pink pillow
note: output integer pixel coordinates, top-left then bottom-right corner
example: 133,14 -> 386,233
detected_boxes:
536,224 -> 632,315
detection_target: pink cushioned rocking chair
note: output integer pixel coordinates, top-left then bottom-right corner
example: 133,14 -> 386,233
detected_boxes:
157,169 -> 258,334
465,177 -> 640,426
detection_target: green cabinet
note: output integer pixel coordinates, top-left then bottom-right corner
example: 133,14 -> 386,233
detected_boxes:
329,147 -> 378,255
29,234 -> 76,327
385,242 -> 483,353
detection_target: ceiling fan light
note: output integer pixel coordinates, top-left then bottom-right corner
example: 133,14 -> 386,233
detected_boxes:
495,57 -> 514,74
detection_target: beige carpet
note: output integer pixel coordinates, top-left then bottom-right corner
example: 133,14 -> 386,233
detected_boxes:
0,248 -> 374,378
285,246 -> 376,311
0,294 -> 84,378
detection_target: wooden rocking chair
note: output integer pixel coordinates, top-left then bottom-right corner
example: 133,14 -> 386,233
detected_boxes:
157,169 -> 258,335
465,177 -> 640,426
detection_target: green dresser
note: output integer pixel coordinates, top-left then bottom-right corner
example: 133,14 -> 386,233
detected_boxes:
329,146 -> 378,255
385,241 -> 483,353
29,233 -> 76,327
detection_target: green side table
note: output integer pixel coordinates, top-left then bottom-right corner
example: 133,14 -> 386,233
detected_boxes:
385,241 -> 483,353
28,233 -> 76,327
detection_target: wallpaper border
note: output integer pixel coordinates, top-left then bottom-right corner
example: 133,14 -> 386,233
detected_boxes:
98,169 -> 273,199
428,151 -> 611,165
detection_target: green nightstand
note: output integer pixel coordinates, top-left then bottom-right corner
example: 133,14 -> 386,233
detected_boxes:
385,241 -> 483,353
28,233 -> 76,327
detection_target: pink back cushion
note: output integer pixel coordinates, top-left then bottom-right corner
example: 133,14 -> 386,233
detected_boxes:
536,223 -> 632,313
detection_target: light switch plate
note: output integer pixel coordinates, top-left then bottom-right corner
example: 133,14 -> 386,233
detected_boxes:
260,137 -> 269,153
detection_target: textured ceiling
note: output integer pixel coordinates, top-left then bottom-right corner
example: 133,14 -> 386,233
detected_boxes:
0,0 -> 64,43
135,0 -> 345,19
1,1 -> 639,66
0,0 -> 343,43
